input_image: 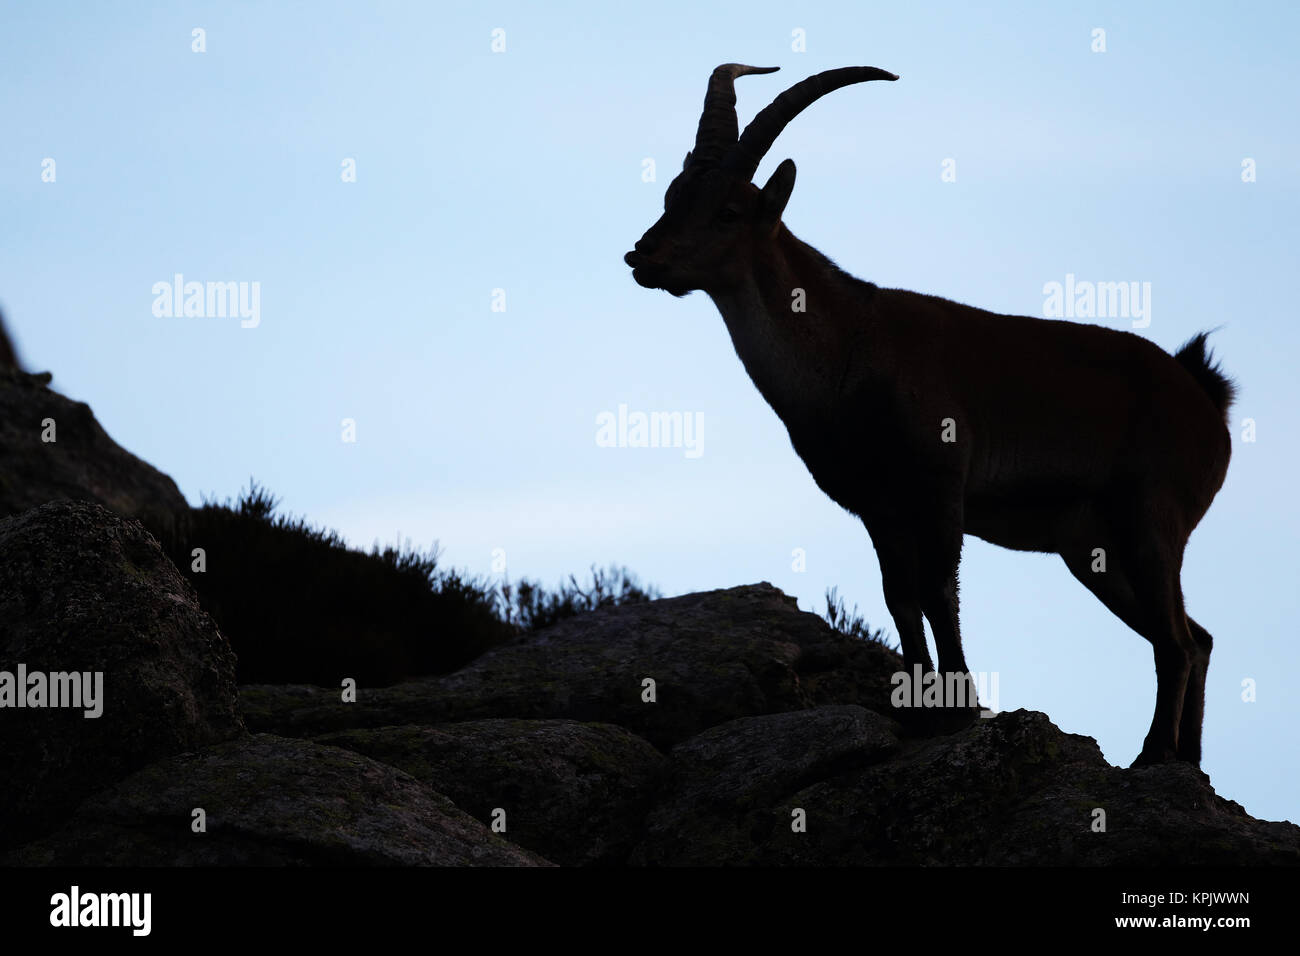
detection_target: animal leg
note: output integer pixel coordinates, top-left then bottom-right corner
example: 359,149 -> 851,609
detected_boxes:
1178,617 -> 1213,765
921,569 -> 980,722
872,533 -> 933,675
1060,522 -> 1197,766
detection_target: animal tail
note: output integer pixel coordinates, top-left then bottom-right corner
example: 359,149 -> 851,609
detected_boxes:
1173,331 -> 1235,422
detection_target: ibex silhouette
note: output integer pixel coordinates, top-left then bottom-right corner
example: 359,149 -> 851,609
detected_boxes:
624,65 -> 1234,766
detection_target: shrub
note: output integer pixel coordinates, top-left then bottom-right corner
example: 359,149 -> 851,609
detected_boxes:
153,480 -> 510,685
823,586 -> 895,648
152,480 -> 659,686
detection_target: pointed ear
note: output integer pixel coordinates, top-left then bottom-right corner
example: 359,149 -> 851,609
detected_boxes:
682,151 -> 693,170
760,159 -> 796,224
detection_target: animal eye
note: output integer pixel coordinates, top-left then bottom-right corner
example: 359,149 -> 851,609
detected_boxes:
717,207 -> 740,224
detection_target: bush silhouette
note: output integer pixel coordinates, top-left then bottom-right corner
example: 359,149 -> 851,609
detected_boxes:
153,480 -> 658,686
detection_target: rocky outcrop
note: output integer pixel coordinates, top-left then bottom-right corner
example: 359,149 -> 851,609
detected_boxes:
313,719 -> 667,866
0,363 -> 188,529
631,705 -> 900,864
633,707 -> 1300,865
2,500 -> 1296,867
0,313 -> 18,370
0,501 -> 242,848
239,584 -> 901,744
6,734 -> 547,866
232,583 -> 1300,867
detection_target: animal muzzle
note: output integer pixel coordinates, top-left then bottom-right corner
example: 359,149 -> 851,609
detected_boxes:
624,250 -> 662,289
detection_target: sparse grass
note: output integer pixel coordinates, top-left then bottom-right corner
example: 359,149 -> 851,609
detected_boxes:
499,565 -> 659,632
824,585 -> 895,649
151,480 -> 658,686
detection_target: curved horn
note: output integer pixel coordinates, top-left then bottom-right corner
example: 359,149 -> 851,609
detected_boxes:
691,63 -> 780,168
725,66 -> 898,180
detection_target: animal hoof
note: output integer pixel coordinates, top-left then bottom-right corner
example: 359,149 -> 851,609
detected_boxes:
897,704 -> 979,737
1130,747 -> 1177,767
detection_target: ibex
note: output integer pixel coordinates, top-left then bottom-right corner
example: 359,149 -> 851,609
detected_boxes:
624,65 -> 1234,767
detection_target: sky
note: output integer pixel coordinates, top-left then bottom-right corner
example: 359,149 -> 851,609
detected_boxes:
1,1 -> 1296,823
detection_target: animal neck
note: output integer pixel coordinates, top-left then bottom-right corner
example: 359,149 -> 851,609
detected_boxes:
706,224 -> 871,419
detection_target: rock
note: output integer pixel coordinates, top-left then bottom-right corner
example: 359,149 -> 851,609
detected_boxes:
632,705 -> 900,865
5,734 -> 549,866
0,312 -> 18,370
646,709 -> 1300,865
313,719 -> 668,866
4,515 -> 1295,869
233,584 -> 1298,867
0,500 -> 242,848
240,583 -> 902,745
0,364 -> 188,529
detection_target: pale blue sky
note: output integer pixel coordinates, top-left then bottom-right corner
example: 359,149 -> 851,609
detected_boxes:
2,1 -> 1296,822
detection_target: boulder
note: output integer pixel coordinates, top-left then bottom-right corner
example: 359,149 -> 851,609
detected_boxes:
637,708 -> 1300,866
5,734 -> 549,865
0,500 -> 242,848
314,719 -> 668,865
632,705 -> 899,865
0,313 -> 17,370
0,364 -> 188,529
240,583 -> 902,745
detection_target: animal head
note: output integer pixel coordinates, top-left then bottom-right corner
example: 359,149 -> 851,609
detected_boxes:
624,64 -> 897,297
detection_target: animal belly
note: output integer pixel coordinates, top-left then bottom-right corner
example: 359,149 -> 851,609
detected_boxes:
964,496 -> 1070,554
